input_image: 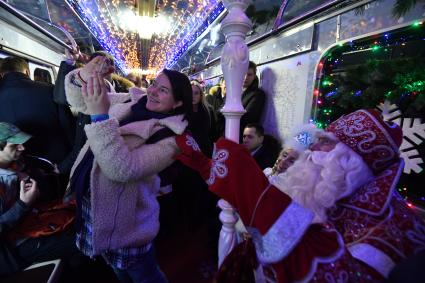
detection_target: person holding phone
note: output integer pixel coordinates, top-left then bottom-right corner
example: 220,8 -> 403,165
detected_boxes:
64,56 -> 193,283
0,122 -> 79,275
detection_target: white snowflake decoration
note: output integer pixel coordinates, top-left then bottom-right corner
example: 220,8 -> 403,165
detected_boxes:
377,101 -> 425,174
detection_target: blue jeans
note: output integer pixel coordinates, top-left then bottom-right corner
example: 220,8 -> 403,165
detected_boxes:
112,246 -> 168,283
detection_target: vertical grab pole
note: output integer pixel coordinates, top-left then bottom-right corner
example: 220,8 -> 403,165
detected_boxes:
217,0 -> 252,267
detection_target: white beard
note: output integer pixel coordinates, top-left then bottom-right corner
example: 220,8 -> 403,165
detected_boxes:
270,143 -> 374,223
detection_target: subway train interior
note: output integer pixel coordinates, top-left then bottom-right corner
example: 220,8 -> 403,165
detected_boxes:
0,0 -> 424,282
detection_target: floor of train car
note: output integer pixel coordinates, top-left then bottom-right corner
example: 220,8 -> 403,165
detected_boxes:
59,193 -> 219,283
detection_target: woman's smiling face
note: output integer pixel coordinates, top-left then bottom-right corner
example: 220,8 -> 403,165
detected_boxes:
146,72 -> 182,113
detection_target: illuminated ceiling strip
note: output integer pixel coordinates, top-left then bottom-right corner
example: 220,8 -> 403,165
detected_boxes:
65,0 -> 138,72
166,2 -> 225,69
150,0 -> 223,71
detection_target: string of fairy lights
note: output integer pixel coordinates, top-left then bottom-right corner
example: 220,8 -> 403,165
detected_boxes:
165,1 -> 225,69
65,0 -> 224,74
65,0 -> 140,72
150,0 -> 223,72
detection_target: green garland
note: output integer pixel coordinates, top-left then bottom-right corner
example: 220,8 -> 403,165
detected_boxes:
393,0 -> 425,18
316,57 -> 425,127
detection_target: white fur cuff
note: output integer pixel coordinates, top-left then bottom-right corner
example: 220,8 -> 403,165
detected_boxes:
248,201 -> 314,264
348,243 -> 395,277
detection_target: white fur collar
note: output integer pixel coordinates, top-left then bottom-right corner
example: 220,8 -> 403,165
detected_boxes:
94,87 -> 144,107
119,114 -> 187,140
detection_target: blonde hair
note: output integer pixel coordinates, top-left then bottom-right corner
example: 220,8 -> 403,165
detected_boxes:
269,147 -> 296,176
191,80 -> 208,107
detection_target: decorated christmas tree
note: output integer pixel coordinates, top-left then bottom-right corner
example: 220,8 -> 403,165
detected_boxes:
312,22 -> 425,208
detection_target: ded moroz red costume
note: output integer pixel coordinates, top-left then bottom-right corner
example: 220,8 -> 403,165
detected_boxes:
174,109 -> 425,283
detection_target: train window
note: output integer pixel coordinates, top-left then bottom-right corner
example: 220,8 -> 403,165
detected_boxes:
6,0 -> 51,22
276,0 -> 336,27
0,54 -> 55,84
28,61 -> 55,84
34,68 -> 52,84
245,0 -> 283,41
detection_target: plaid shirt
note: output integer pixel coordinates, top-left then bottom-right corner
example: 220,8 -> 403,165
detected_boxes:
76,190 -> 151,269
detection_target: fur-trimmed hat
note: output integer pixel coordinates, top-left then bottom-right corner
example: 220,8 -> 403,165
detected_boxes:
326,109 -> 402,174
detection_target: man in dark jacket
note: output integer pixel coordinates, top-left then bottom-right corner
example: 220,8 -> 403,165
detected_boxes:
0,57 -> 75,175
53,50 -> 91,178
240,61 -> 266,139
242,123 -> 280,170
215,61 -> 266,141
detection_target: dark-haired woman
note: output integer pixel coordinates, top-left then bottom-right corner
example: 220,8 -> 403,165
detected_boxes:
173,80 -> 219,241
189,80 -> 215,157
64,56 -> 192,283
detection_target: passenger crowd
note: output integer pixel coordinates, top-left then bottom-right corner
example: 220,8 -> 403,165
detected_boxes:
0,48 -> 424,283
